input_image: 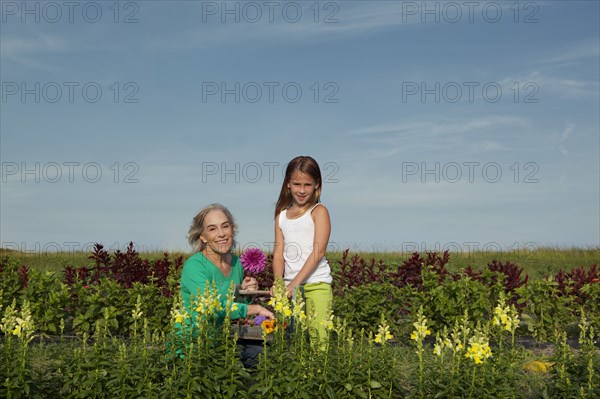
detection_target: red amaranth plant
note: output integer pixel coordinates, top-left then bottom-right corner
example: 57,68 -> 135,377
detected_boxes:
460,260 -> 529,308
63,242 -> 183,297
425,251 -> 451,276
460,267 -> 483,281
334,249 -> 387,295
390,252 -> 424,289
487,260 -> 529,292
555,264 -> 598,304
18,264 -> 29,289
0,256 -> 7,274
389,251 -> 450,290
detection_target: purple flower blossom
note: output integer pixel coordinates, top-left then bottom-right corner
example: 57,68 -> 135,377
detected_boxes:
253,315 -> 267,326
240,248 -> 267,274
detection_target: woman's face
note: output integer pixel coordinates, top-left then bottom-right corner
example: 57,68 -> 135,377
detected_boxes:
287,171 -> 317,207
200,210 -> 234,255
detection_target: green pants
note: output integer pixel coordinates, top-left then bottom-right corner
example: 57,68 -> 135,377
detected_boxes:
302,282 -> 332,346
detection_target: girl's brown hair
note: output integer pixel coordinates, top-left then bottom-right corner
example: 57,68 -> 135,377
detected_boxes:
274,156 -> 322,218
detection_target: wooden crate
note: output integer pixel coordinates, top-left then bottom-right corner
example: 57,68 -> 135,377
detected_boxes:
230,324 -> 266,341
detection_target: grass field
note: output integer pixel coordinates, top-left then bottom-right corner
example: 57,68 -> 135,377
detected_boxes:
2,246 -> 598,280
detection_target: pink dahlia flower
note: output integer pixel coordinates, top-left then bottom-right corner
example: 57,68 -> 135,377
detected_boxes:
240,247 -> 267,274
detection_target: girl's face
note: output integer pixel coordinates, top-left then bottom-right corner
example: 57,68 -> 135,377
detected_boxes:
287,171 -> 317,207
200,210 -> 233,255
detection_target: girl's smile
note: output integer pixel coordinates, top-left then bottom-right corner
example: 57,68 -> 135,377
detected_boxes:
287,172 -> 317,207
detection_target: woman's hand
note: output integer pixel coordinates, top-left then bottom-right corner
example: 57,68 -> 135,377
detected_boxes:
241,276 -> 258,291
247,304 -> 274,320
257,306 -> 274,320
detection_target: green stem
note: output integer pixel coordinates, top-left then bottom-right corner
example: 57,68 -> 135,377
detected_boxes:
511,330 -> 515,353
389,351 -> 395,399
469,365 -> 476,398
418,345 -> 424,399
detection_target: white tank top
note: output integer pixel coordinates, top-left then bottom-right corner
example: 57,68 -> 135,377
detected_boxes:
278,203 -> 332,284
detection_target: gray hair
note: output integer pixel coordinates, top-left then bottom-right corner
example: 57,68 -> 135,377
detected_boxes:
187,203 -> 237,253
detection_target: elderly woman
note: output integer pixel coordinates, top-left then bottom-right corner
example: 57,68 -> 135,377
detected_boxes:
179,203 -> 273,366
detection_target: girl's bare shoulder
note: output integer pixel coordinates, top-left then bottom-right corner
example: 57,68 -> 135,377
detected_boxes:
311,203 -> 330,218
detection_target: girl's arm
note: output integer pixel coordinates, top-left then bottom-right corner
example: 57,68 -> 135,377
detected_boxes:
286,205 -> 331,297
272,219 -> 285,280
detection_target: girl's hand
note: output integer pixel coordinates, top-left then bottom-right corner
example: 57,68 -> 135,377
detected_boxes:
241,276 -> 258,291
269,281 -> 294,298
285,282 -> 296,299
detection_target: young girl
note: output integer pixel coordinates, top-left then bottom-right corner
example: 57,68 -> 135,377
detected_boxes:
272,156 -> 333,345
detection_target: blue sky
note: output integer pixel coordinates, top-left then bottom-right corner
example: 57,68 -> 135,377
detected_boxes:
1,0 -> 599,256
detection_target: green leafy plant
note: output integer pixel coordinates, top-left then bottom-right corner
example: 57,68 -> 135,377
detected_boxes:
516,278 -> 575,342
419,268 -> 503,332
333,282 -> 415,337
1,247 -> 599,398
547,310 -> 599,398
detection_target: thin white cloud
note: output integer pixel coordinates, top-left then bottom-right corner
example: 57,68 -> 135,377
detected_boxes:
479,141 -> 508,152
346,115 -> 530,160
499,71 -> 599,99
1,34 -> 68,70
349,115 -> 528,137
143,2 -> 466,51
541,39 -> 600,65
559,123 -> 575,157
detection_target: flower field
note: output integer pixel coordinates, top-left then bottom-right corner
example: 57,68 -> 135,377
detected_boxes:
1,244 -> 599,398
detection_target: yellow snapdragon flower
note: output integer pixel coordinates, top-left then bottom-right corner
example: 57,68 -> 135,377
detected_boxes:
465,334 -> 492,364
321,315 -> 335,331
492,297 -> 520,332
410,323 -> 431,341
374,319 -> 393,344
